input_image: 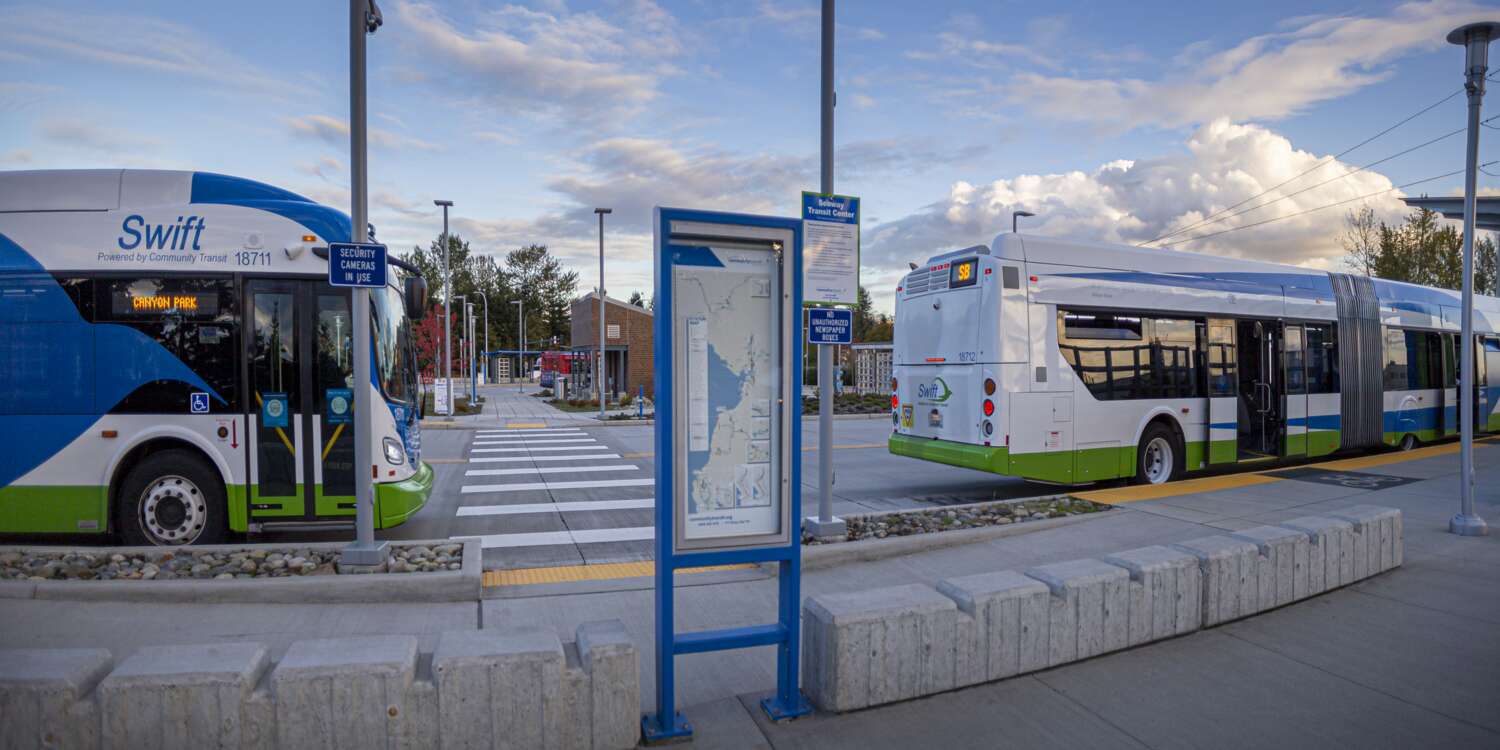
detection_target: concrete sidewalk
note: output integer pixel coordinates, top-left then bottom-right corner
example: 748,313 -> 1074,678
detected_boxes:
2,444 -> 1495,748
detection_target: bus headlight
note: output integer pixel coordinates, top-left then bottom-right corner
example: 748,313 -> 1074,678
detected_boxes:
383,437 -> 406,465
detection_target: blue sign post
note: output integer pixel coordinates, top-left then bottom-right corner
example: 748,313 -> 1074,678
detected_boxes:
806,307 -> 853,345
327,242 -> 388,288
644,207 -> 812,742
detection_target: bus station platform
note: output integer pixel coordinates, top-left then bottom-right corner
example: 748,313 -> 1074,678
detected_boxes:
3,442 -> 1497,748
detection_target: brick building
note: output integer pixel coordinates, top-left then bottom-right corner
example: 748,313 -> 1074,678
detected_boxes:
852,343 -> 893,394
570,293 -> 654,400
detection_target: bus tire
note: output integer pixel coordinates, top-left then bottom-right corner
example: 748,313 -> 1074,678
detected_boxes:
1398,434 -> 1418,451
115,449 -> 228,547
1134,423 -> 1183,486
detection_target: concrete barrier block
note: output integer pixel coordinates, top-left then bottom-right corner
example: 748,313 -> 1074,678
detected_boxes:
802,584 -> 959,712
432,629 -> 563,750
0,647 -> 111,750
1328,506 -> 1402,575
558,644 -> 590,750
241,688 -> 275,750
937,570 -> 1050,683
1025,559 -> 1129,663
1171,536 -> 1259,625
97,642 -> 268,750
1231,526 -> 1309,608
401,677 -> 439,750
1281,517 -> 1354,592
272,634 -> 418,750
576,620 -> 638,750
1103,545 -> 1203,644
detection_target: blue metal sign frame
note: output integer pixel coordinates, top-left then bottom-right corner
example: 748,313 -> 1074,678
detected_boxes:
806,307 -> 853,345
327,241 -> 388,288
643,207 -> 812,742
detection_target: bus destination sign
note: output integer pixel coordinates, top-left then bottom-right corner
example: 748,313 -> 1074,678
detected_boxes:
328,242 -> 388,288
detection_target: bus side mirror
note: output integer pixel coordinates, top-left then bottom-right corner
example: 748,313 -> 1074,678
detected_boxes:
405,276 -> 428,320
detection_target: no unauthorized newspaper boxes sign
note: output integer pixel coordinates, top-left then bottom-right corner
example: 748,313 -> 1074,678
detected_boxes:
328,241 -> 388,288
806,307 -> 852,345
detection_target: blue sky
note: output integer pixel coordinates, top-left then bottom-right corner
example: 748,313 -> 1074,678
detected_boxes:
2,0 -> 1497,312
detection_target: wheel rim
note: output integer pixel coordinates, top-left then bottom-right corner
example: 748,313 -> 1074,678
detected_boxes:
1400,435 -> 1416,451
138,474 -> 207,545
1143,437 -> 1173,484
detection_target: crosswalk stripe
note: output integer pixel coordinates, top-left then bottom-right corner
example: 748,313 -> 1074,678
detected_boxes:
465,464 -> 638,477
473,438 -> 597,445
456,498 -> 653,516
468,453 -> 620,463
460,526 -> 655,548
476,429 -> 583,435
470,446 -> 606,453
461,478 -> 655,494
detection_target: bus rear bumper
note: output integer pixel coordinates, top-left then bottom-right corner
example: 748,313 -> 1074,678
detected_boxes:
889,434 -> 1010,474
377,461 -> 433,529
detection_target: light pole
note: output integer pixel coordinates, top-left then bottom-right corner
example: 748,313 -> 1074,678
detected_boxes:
453,294 -> 466,402
434,199 -> 453,415
466,301 -> 477,403
512,298 -> 524,394
474,290 -> 489,387
1012,210 -> 1035,233
595,207 -> 612,419
1449,21 -> 1497,537
341,0 -> 386,567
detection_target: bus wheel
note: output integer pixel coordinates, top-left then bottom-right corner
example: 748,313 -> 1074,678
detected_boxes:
1134,424 -> 1182,486
117,450 -> 227,546
1398,434 -> 1418,452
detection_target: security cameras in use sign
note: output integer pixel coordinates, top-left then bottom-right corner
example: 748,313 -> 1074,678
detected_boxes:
328,241 -> 388,288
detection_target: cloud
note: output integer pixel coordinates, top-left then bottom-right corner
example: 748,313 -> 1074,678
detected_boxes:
0,6 -> 313,100
39,118 -> 164,152
1,149 -> 34,165
285,115 -> 442,152
391,0 -> 679,123
863,119 -> 1409,281
850,93 -> 877,110
1003,0 -> 1492,130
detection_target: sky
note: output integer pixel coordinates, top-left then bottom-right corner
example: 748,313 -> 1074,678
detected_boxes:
2,0 -> 1498,314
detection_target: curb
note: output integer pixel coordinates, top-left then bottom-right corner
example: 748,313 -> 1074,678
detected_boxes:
800,511 -> 1111,572
0,538 -> 483,604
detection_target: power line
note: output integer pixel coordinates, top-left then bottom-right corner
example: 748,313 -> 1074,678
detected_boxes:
1165,162 -> 1495,246
1141,87 -> 1465,246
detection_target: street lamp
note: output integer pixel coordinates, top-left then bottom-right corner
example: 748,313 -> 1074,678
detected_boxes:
473,290 -> 489,388
453,293 -> 466,404
595,207 -> 612,420
434,199 -> 453,416
1447,20 -> 1498,537
1012,210 -> 1034,233
512,298 -> 524,394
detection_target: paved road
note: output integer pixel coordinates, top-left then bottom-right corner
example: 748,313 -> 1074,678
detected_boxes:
379,386 -> 1053,570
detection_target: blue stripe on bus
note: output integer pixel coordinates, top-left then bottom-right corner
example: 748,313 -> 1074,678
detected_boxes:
189,172 -> 352,243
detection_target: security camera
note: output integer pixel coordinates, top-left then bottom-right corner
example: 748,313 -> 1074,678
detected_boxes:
366,0 -> 383,33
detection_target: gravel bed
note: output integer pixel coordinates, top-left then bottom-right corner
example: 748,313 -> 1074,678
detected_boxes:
802,496 -> 1111,544
0,543 -> 464,582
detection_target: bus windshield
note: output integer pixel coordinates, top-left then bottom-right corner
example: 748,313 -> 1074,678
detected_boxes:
373,284 -> 415,404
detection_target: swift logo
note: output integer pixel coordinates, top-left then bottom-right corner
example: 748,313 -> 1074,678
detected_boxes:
916,377 -> 952,403
118,215 -> 207,251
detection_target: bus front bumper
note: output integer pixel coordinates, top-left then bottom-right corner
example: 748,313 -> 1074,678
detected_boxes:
889,433 -> 1009,474
377,461 -> 433,529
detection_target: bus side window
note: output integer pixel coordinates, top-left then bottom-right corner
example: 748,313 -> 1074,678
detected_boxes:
1383,328 -> 1408,390
1305,325 -> 1335,394
1207,321 -> 1235,397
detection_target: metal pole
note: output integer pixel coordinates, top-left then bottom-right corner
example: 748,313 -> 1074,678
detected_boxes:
595,208 -> 612,418
807,0 -> 845,539
512,299 -> 523,393
436,201 -> 452,416
1449,21 -> 1496,537
342,0 -> 385,566
474,290 -> 488,387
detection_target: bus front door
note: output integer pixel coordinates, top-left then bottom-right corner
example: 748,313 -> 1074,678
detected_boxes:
246,280 -> 356,525
1235,319 -> 1284,461
1206,319 -> 1238,465
1484,337 -> 1500,433
1283,324 -> 1308,458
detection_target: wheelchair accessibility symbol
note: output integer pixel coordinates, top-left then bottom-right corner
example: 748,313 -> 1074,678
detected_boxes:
190,392 -> 210,414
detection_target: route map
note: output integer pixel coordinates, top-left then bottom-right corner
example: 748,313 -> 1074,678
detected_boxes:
674,246 -> 781,540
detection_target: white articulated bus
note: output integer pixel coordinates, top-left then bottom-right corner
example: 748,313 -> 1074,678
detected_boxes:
890,233 -> 1500,485
0,170 -> 432,544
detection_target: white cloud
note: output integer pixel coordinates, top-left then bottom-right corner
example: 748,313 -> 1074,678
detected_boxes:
284,115 -> 442,152
1004,0 -> 1493,130
39,118 -> 164,152
850,93 -> 877,110
0,149 -> 34,165
864,120 -> 1409,300
391,0 -> 679,123
0,6 -> 313,100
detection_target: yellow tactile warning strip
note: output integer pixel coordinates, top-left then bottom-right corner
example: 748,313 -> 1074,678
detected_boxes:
483,561 -> 754,587
506,422 -> 548,428
1076,438 -> 1497,505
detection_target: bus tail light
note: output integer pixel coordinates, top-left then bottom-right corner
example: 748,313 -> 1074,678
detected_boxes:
983,399 -> 994,416
891,394 -> 899,408
983,378 -> 996,395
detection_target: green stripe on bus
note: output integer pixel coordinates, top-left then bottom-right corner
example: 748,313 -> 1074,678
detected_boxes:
0,485 -> 108,534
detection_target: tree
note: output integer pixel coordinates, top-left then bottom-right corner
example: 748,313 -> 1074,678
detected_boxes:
853,285 -> 875,341
504,244 -> 579,350
628,290 -> 646,307
1340,206 -> 1381,276
1343,207 -> 1497,293
412,308 -> 460,377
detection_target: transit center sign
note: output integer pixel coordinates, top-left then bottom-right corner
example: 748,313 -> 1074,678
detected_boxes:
801,192 -> 858,306
327,241 -> 388,288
